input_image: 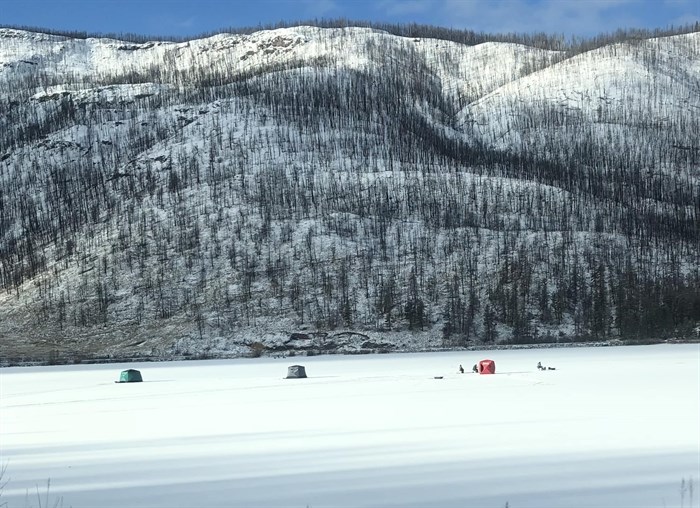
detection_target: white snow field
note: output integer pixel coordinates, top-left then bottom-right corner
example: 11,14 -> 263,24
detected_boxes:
1,344 -> 698,508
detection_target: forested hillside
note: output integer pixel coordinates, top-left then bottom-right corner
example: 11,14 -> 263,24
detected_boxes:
0,23 -> 698,364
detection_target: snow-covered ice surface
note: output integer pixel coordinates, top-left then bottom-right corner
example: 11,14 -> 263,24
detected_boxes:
1,344 -> 698,507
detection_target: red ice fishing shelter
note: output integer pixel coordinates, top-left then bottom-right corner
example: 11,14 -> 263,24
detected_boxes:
477,359 -> 496,375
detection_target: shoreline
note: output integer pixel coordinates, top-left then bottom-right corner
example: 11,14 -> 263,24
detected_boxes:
2,337 -> 697,368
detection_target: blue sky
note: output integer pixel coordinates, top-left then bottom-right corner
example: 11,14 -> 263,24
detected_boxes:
1,0 -> 698,38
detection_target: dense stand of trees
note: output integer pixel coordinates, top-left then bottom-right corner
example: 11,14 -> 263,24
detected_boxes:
0,25 -> 698,360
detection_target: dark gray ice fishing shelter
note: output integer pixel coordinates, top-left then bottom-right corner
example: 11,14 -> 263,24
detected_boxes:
286,365 -> 307,378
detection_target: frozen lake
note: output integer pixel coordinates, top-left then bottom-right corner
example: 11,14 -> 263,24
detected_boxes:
1,344 -> 699,507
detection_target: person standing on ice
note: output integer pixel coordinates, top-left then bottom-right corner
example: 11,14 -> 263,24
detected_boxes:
459,364 -> 464,374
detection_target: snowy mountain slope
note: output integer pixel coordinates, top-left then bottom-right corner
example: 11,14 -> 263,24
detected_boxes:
460,33 -> 700,156
1,26 -> 558,101
0,26 -> 698,364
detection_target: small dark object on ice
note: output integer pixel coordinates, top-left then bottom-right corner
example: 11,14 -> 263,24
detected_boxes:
472,364 -> 478,373
537,362 -> 556,371
548,367 -> 556,370
459,364 -> 464,374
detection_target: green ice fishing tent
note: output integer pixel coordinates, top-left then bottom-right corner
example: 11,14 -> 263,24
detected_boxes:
117,369 -> 143,383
